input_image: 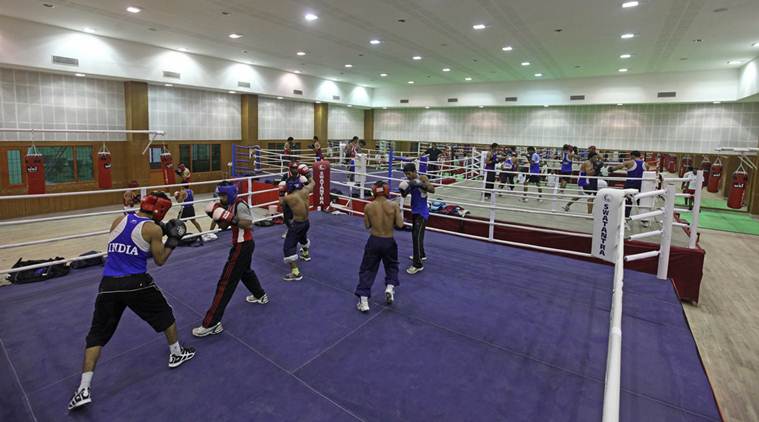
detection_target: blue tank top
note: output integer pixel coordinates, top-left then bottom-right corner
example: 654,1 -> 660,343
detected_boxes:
502,159 -> 513,171
410,185 -> 429,219
625,159 -> 644,189
485,152 -> 496,170
529,153 -> 541,174
561,153 -> 572,172
103,213 -> 152,277
183,189 -> 194,209
578,171 -> 588,187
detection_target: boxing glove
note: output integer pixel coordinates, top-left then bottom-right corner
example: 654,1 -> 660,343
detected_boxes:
205,202 -> 222,218
212,207 -> 238,226
297,164 -> 309,176
278,181 -> 288,197
409,178 -> 423,189
398,180 -> 410,198
298,175 -> 308,185
161,218 -> 187,249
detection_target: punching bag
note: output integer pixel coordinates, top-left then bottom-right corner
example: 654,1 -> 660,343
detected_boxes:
707,161 -> 722,193
700,157 -> 711,188
727,170 -> 748,209
160,152 -> 176,185
667,155 -> 677,173
312,160 -> 331,211
97,151 -> 113,189
679,156 -> 692,178
25,153 -> 45,194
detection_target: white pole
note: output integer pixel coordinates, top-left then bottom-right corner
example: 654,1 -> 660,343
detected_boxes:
601,187 -> 626,422
551,179 -> 559,212
657,184 -> 676,280
247,176 -> 253,204
488,193 -> 496,241
689,170 -> 704,249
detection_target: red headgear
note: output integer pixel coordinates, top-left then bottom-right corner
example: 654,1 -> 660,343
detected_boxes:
372,181 -> 389,197
140,192 -> 172,221
178,163 -> 187,171
288,160 -> 300,175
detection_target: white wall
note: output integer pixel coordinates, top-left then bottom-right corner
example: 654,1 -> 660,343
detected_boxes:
0,15 -> 373,107
374,103 -> 759,153
738,57 -> 759,100
0,68 -> 125,141
328,106 -> 364,140
148,85 -> 241,140
258,97 -> 314,140
372,70 -> 739,108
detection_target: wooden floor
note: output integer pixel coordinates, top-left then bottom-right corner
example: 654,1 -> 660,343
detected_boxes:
1,193 -> 758,421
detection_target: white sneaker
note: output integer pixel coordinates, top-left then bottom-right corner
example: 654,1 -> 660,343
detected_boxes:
385,285 -> 395,305
168,346 -> 196,368
67,387 -> 91,411
246,293 -> 269,304
281,232 -> 287,239
408,256 -> 428,261
406,266 -> 424,275
192,322 -> 223,337
357,296 -> 370,313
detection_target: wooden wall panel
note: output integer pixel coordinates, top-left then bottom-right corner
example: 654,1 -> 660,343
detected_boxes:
123,81 -> 151,185
241,94 -> 259,146
314,103 -> 328,142
364,110 -> 375,150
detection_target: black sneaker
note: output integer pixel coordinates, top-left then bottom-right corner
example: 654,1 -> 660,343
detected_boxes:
168,346 -> 196,368
67,387 -> 92,411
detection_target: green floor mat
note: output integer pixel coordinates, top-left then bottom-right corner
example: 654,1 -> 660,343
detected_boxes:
679,210 -> 759,235
675,196 -> 746,211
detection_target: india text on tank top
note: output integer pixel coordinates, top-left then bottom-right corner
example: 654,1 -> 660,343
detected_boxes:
410,184 -> 429,219
183,189 -> 194,209
625,159 -> 644,189
561,153 -> 572,172
529,153 -> 541,174
103,213 -> 151,277
230,198 -> 254,245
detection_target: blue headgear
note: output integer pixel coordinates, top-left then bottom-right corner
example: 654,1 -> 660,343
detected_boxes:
216,182 -> 238,203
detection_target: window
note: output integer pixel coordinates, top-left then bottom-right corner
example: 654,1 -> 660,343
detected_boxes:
7,150 -> 23,185
178,144 -> 221,173
148,147 -> 163,169
30,146 -> 94,184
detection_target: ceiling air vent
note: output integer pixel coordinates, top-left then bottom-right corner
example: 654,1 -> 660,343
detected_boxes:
163,71 -> 181,79
52,55 -> 79,66
237,81 -> 251,88
400,99 -> 409,104
332,95 -> 341,101
570,95 -> 586,101
447,98 -> 458,103
657,91 -> 676,98
293,89 -> 303,95
504,97 -> 518,102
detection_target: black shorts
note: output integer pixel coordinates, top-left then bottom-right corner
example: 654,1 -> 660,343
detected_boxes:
85,274 -> 175,348
179,206 -> 195,219
284,220 -> 310,262
527,175 -> 542,184
560,170 -> 572,183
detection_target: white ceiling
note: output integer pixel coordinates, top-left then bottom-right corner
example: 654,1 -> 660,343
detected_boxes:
1,0 -> 758,87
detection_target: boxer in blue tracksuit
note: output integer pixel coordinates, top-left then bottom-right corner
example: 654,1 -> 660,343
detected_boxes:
609,150 -> 645,218
400,163 -> 435,274
68,192 -> 194,411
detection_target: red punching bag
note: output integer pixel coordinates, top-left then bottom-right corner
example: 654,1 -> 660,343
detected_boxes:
667,155 -> 677,173
97,150 -> 113,189
700,157 -> 711,188
679,156 -> 692,178
160,151 -> 176,185
727,170 -> 748,209
707,160 -> 722,193
25,153 -> 45,194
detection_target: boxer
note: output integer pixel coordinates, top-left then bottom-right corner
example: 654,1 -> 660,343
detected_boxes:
68,192 -> 193,411
283,137 -> 294,163
522,146 -> 543,202
608,150 -> 644,218
559,144 -> 574,193
193,182 -> 268,337
682,166 -> 698,210
400,163 -> 435,274
280,165 -> 315,281
497,152 -> 516,193
122,180 -> 140,214
483,143 -> 498,200
175,163 -> 191,184
312,136 -> 323,161
563,152 -> 600,214
355,181 -> 404,312
175,185 -> 203,234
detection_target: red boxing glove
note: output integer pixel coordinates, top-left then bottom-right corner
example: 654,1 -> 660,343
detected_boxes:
205,202 -> 222,218
297,164 -> 309,176
212,207 -> 237,225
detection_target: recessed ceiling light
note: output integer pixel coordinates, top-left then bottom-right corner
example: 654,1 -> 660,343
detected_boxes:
534,73 -> 543,77
442,68 -> 451,72
228,91 -> 236,94
621,1 -> 639,8
620,54 -> 632,59
465,77 -> 472,81
620,33 -> 635,39
502,46 -> 513,51
297,51 -> 306,56
228,33 -> 243,39
370,39 -> 381,45
412,56 -> 422,60
618,68 -> 628,72
83,27 -> 96,34
305,13 -> 319,21
126,6 -> 142,13
164,83 -> 173,87
74,73 -> 86,77
521,62 -> 530,66
472,24 -> 486,30
425,106 -> 430,109
713,101 -> 721,104
727,60 -> 742,65
276,96 -> 283,100
380,73 -> 388,77
408,81 -> 415,84
345,64 -> 353,68
178,47 -> 188,52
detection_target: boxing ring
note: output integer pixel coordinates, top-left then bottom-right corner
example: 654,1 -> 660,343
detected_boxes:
0,146 -> 720,421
